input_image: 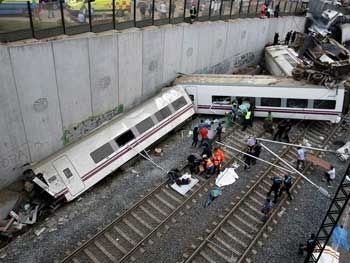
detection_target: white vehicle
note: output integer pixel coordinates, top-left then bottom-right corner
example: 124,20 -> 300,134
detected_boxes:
336,141 -> 350,161
29,87 -> 195,201
175,74 -> 347,122
309,9 -> 344,36
265,45 -> 303,77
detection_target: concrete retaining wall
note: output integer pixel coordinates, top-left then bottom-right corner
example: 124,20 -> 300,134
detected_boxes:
0,16 -> 305,189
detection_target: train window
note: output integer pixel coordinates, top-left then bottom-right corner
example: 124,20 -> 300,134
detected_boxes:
261,98 -> 281,107
212,96 -> 231,105
90,143 -> 115,164
313,100 -> 336,109
136,117 -> 154,134
287,99 -> 308,108
115,130 -> 136,147
155,106 -> 172,122
172,97 -> 187,111
63,168 -> 73,179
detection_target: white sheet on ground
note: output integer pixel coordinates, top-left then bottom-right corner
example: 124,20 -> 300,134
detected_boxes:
215,168 -> 239,187
171,173 -> 199,196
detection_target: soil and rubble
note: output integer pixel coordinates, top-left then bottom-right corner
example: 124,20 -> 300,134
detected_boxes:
0,115 -> 349,263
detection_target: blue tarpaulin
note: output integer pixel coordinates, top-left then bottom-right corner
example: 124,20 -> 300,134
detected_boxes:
332,225 -> 350,251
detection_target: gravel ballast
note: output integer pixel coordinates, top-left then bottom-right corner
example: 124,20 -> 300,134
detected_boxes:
0,117 -> 349,263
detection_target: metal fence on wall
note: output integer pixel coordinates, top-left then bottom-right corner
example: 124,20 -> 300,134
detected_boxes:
0,0 -> 307,42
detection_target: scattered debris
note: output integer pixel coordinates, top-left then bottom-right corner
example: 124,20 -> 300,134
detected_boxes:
215,168 -> 239,187
34,227 -> 46,236
153,148 -> 163,156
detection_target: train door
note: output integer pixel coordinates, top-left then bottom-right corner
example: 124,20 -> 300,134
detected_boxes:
53,156 -> 85,196
184,86 -> 198,112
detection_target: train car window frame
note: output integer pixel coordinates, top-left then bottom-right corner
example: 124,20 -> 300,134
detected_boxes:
287,98 -> 308,108
313,100 -> 336,110
135,117 -> 155,135
212,96 -> 231,105
155,106 -> 172,122
171,96 -> 187,111
90,142 -> 115,164
261,97 -> 282,107
115,130 -> 136,148
63,168 -> 73,179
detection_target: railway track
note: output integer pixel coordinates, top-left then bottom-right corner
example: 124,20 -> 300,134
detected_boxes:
182,119 -> 341,263
60,120 -> 267,263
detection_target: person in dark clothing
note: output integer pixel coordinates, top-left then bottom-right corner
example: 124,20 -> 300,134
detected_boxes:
285,31 -> 292,45
216,123 -> 223,142
273,32 -> 279,45
261,198 -> 273,222
274,2 -> 280,17
192,126 -> 199,147
273,120 -> 288,141
291,31 -> 296,44
243,147 -> 253,170
251,142 -> 262,165
278,174 -> 293,200
282,119 -> 292,143
298,233 -> 316,262
250,102 -> 256,127
201,143 -> 212,158
166,168 -> 181,185
267,176 -> 283,203
187,153 -> 203,174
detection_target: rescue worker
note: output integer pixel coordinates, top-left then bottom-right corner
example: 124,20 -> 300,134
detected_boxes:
278,174 -> 293,200
243,147 -> 253,170
201,142 -> 212,158
213,147 -> 225,174
241,109 -> 252,131
263,111 -> 274,134
298,233 -> 316,261
296,146 -> 305,170
322,165 -> 336,186
273,119 -> 288,141
231,100 -> 238,122
251,142 -> 262,165
216,123 -> 223,142
199,126 -> 209,147
192,126 -> 199,147
187,153 -> 202,174
285,30 -> 292,45
203,155 -> 215,177
282,119 -> 292,143
267,175 -> 283,203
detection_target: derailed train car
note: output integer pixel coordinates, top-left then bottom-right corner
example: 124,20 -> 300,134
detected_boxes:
29,86 -> 195,201
175,74 -> 348,122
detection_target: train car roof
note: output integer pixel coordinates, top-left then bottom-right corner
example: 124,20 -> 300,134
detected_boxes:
175,74 -> 342,89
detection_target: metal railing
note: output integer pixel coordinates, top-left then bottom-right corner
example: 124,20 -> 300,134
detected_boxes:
0,0 -> 307,42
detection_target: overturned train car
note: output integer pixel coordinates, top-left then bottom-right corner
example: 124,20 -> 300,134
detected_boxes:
29,86 -> 195,201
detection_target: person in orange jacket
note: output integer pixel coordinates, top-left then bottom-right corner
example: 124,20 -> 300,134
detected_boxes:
213,147 -> 225,174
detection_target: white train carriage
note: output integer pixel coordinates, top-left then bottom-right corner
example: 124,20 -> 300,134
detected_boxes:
175,74 -> 346,122
30,86 -> 195,201
264,45 -> 302,77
